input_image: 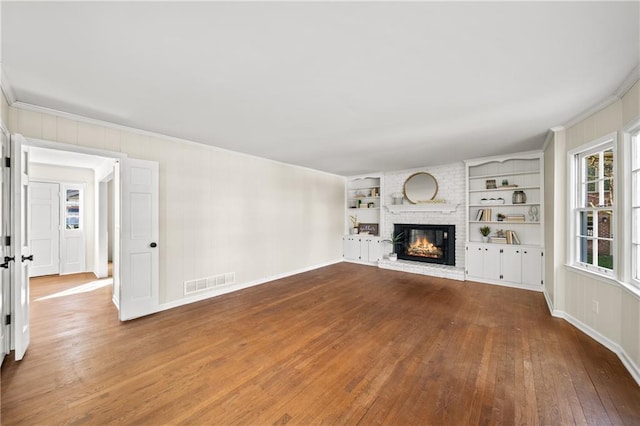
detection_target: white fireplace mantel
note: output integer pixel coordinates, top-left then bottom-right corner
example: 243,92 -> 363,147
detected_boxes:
384,203 -> 460,214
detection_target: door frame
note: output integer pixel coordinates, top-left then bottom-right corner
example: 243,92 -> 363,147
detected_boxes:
9,135 -> 161,361
21,137 -> 126,288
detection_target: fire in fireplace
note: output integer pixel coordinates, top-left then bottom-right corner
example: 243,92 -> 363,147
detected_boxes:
407,235 -> 443,259
394,224 -> 455,266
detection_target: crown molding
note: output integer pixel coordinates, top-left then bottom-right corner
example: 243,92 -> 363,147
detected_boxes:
615,64 -> 640,98
11,101 -> 344,179
541,126 -> 566,152
557,64 -> 639,131
0,65 -> 16,105
562,95 -> 620,130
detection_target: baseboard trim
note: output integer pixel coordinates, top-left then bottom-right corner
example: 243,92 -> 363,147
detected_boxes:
619,348 -> 640,388
543,289 -> 556,315
466,277 -> 543,293
157,259 -> 343,313
112,295 -> 120,310
559,310 -> 640,387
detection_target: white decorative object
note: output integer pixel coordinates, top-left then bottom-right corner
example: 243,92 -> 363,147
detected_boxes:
391,192 -> 404,205
479,198 -> 505,205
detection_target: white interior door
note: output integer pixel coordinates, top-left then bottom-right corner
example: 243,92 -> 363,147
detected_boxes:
11,134 -> 31,361
29,182 -> 60,277
0,128 -> 9,365
60,183 -> 86,275
120,158 -> 159,321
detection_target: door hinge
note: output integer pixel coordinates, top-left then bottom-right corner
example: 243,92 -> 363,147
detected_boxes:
500,274 -> 503,279
4,157 -> 9,168
541,280 -> 544,285
5,314 -> 10,325
541,252 -> 544,257
500,249 -> 503,253
3,236 -> 9,246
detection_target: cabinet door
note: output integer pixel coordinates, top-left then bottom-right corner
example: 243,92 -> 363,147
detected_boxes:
483,246 -> 502,281
501,246 -> 522,283
359,237 -> 368,261
522,248 -> 543,286
343,236 -> 360,261
366,238 -> 382,262
466,244 -> 484,278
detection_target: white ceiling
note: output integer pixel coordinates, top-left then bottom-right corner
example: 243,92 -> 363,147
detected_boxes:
2,2 -> 639,176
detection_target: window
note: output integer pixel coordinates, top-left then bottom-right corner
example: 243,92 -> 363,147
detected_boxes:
631,129 -> 640,284
64,187 -> 81,230
571,137 -> 615,275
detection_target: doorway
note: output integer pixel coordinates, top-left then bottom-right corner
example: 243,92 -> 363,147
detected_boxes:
28,147 -> 116,282
9,134 -> 159,361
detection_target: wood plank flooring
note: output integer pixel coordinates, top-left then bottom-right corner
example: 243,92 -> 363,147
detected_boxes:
2,263 -> 639,425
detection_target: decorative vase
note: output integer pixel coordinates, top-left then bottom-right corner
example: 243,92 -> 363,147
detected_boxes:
351,227 -> 358,235
388,253 -> 398,261
482,236 -> 489,243
512,190 -> 526,204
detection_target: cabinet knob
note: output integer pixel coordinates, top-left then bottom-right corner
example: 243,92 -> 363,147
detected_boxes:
524,251 -> 528,254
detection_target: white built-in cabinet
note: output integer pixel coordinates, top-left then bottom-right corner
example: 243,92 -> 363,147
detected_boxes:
343,174 -> 382,264
343,235 -> 382,263
465,243 -> 543,287
464,152 -> 544,290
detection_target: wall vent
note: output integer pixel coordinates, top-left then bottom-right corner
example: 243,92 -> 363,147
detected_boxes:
184,272 -> 236,295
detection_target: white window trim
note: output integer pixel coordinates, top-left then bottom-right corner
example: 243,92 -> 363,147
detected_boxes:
567,132 -> 617,278
624,119 -> 640,288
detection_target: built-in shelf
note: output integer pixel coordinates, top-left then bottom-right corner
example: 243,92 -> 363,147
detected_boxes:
469,186 -> 540,193
348,207 -> 380,211
385,203 -> 459,213
469,170 -> 539,180
469,221 -> 540,224
469,203 -> 540,207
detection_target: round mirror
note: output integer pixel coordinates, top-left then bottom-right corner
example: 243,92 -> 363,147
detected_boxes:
403,172 -> 438,204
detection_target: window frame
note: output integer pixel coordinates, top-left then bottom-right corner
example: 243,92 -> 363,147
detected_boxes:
567,132 -> 617,278
624,120 -> 640,288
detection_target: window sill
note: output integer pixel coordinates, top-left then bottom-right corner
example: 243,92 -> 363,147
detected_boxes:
565,264 -> 617,286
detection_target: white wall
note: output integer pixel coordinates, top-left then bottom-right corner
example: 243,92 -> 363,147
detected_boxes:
9,106 -> 345,305
545,81 -> 640,380
29,163 -> 95,274
381,162 -> 466,267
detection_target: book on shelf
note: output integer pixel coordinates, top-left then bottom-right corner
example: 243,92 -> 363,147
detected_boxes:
489,230 -> 521,245
503,230 -> 521,244
476,208 -> 492,221
505,214 -> 526,222
512,231 -> 521,244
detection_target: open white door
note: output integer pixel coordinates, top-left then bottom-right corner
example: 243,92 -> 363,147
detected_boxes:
11,134 -> 31,360
119,158 -> 159,321
0,128 -> 10,365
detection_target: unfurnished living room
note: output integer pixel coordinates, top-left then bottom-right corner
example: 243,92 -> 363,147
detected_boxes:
1,1 -> 640,424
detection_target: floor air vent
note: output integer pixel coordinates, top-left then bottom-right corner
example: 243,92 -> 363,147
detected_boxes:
184,272 -> 236,295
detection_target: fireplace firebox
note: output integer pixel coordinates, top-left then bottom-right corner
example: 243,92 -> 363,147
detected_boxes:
393,224 -> 455,266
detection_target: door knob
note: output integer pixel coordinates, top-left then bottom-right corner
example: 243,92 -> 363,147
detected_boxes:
150,242 -> 157,248
21,254 -> 34,262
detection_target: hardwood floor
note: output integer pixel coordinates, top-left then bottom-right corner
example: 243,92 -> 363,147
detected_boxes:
2,263 -> 639,425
